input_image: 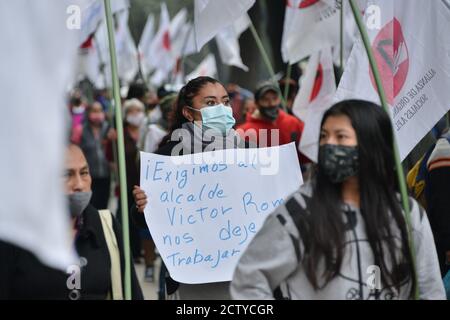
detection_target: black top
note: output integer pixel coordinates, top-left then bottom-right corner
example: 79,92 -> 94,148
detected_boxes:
0,205 -> 143,300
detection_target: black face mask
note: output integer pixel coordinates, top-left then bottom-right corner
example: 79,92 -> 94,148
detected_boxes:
318,144 -> 359,183
259,105 -> 280,121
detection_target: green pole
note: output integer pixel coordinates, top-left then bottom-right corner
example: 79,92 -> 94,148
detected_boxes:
348,0 -> 419,300
284,63 -> 292,103
248,20 -> 288,112
340,0 -> 344,75
103,0 -> 132,300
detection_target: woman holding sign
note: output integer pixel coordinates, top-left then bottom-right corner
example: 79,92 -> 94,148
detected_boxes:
230,100 -> 446,300
132,76 -> 251,299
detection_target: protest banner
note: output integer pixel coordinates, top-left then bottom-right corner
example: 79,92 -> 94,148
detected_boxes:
140,143 -> 302,283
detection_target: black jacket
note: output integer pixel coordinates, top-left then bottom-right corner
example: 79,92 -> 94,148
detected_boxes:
0,205 -> 143,300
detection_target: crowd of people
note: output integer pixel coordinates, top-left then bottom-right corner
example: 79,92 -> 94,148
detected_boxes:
1,73 -> 449,300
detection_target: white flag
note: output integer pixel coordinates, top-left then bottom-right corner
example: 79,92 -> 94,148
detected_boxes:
281,0 -> 354,64
77,0 -> 129,45
0,0 -> 80,270
85,9 -> 137,88
173,23 -> 197,58
332,2 -> 359,68
168,8 -> 189,58
147,6 -> 190,87
138,14 -> 155,79
75,35 -> 102,85
150,68 -> 169,87
216,14 -> 250,71
293,47 -> 336,162
334,0 -> 450,160
147,3 -> 172,75
194,0 -> 255,51
115,10 -> 139,84
186,54 -> 218,81
92,21 -> 112,88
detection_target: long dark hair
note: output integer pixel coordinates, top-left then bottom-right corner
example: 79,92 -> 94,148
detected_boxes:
159,76 -> 221,147
303,100 -> 416,297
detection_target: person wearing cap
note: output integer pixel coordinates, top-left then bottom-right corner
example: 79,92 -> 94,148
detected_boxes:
237,82 -> 305,165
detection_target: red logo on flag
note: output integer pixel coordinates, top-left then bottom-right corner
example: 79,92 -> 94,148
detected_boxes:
310,63 -> 323,102
80,34 -> 94,49
299,0 -> 320,8
286,0 -> 319,8
162,31 -> 171,51
370,18 -> 409,105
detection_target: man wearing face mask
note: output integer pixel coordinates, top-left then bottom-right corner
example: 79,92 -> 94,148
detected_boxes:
0,144 -> 143,299
237,82 -> 305,163
65,144 -> 142,299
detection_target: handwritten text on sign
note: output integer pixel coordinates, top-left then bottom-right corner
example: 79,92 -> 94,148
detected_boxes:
140,143 -> 302,284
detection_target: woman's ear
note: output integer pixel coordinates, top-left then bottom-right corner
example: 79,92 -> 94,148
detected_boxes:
182,106 -> 194,122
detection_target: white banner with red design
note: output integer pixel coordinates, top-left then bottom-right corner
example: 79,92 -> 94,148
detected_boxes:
281,0 -> 356,64
334,0 -> 450,160
293,47 -> 337,162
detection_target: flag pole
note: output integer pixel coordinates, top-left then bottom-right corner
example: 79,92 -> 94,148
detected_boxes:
129,14 -> 150,88
339,0 -> 344,75
179,25 -> 195,84
103,0 -> 132,300
248,19 -> 288,112
348,0 -> 419,299
284,63 -> 292,103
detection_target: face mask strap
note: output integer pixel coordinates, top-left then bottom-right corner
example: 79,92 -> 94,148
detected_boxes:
185,105 -> 200,112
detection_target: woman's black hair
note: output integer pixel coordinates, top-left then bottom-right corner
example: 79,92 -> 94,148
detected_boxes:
303,99 -> 416,297
159,76 -> 221,147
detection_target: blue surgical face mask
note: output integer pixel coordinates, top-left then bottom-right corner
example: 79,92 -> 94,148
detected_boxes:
187,104 -> 236,136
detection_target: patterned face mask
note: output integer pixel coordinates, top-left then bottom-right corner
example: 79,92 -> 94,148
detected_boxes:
318,144 -> 359,183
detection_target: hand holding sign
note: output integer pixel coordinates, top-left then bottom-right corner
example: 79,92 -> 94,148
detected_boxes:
132,185 -> 147,213
139,143 -> 302,284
